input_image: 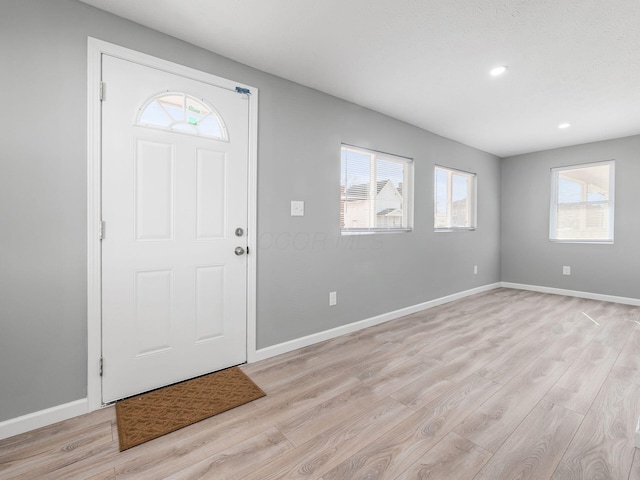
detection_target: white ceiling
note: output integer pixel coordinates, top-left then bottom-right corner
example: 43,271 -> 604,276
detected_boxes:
79,0 -> 640,157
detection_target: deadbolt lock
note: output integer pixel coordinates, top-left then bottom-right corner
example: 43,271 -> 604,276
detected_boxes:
235,227 -> 244,237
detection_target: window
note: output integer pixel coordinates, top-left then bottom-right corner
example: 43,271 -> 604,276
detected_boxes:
550,161 -> 614,243
434,166 -> 477,230
340,145 -> 413,233
136,92 -> 228,140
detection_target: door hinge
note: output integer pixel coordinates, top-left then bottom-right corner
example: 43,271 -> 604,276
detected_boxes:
99,357 -> 104,377
98,220 -> 105,240
99,82 -> 105,101
235,86 -> 251,95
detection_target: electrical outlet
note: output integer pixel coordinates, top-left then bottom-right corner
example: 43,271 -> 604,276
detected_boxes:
563,266 -> 571,275
329,291 -> 337,306
291,200 -> 304,216
473,265 -> 478,275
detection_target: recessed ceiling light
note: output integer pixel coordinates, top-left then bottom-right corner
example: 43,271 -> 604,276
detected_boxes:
558,123 -> 571,129
490,65 -> 508,76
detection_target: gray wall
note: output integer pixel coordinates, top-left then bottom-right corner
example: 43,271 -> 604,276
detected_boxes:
501,135 -> 640,298
0,0 -> 501,422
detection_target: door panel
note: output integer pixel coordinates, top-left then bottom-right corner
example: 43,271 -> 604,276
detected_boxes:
101,54 -> 249,403
196,149 -> 226,239
135,139 -> 175,241
195,266 -> 225,341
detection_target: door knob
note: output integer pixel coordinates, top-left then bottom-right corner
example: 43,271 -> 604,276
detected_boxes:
234,247 -> 245,256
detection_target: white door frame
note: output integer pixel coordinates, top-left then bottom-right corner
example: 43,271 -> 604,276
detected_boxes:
87,37 -> 259,411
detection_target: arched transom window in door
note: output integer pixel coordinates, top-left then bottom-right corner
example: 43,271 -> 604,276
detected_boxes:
135,91 -> 229,141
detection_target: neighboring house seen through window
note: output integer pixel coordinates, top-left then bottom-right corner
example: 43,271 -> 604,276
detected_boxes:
434,166 -> 477,230
340,145 -> 413,233
550,161 -> 614,243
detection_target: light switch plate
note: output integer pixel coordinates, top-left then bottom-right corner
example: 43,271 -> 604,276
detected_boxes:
291,200 -> 304,216
329,291 -> 337,306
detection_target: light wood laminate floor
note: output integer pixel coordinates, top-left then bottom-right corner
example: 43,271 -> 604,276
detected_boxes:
2,288 -> 640,479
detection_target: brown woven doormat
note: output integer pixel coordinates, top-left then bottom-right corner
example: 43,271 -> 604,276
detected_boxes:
115,367 -> 265,451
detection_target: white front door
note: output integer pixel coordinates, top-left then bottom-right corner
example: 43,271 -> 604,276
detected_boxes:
101,54 -> 249,403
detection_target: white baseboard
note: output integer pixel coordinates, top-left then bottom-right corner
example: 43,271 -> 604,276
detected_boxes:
250,282 -> 502,362
0,398 -> 88,441
501,282 -> 640,306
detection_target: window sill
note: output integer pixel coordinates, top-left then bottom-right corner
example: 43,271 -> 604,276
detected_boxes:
341,229 -> 412,236
434,227 -> 476,233
549,239 -> 614,245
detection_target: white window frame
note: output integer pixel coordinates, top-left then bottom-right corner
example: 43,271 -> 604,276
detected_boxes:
135,91 -> 229,140
340,144 -> 414,234
549,160 -> 615,244
434,165 -> 477,232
